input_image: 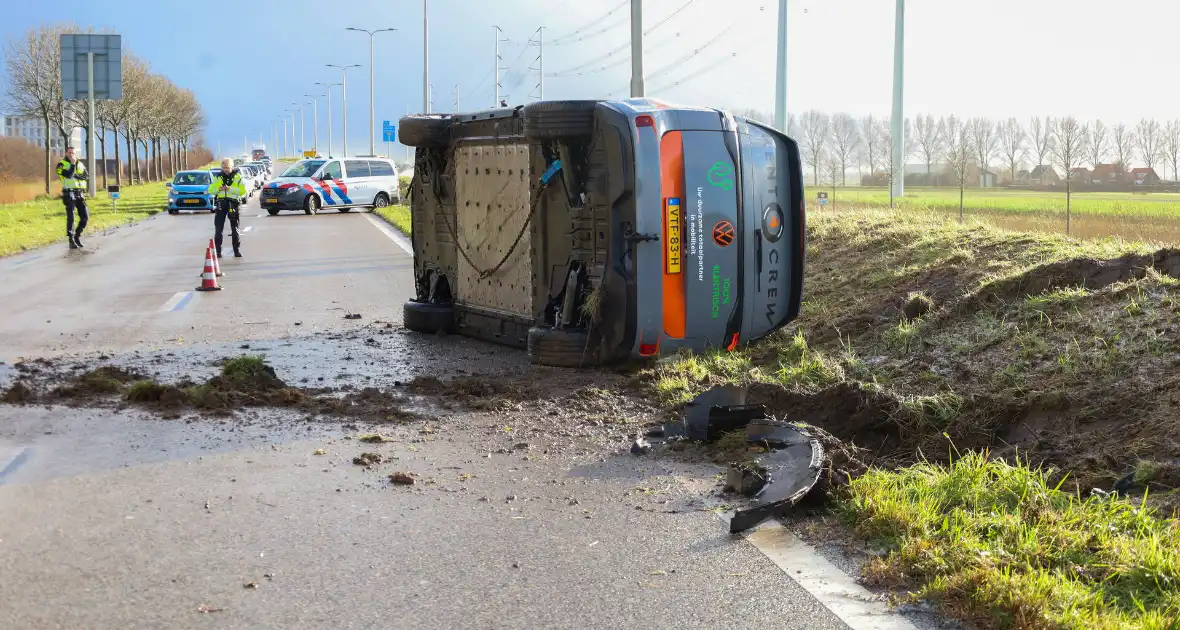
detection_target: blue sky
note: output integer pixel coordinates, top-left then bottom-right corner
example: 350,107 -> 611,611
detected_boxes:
4,0 -> 1178,158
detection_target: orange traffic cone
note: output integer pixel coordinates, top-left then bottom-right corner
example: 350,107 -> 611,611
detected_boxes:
195,247 -> 223,291
207,238 -> 223,277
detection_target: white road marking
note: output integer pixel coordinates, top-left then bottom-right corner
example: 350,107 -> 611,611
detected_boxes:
734,517 -> 919,630
364,213 -> 413,255
159,291 -> 194,312
241,226 -> 253,233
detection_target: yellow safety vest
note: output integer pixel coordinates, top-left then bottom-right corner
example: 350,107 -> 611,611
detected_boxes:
208,170 -> 247,200
56,159 -> 86,190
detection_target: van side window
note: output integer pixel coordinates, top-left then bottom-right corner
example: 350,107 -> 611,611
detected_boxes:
320,161 -> 342,180
368,160 -> 395,177
344,160 -> 370,178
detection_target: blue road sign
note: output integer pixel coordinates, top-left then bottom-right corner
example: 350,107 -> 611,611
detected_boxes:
382,121 -> 396,143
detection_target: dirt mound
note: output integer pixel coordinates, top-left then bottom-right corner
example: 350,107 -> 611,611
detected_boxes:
52,366 -> 145,399
2,381 -> 35,404
976,248 -> 1180,304
745,382 -> 904,452
405,374 -> 536,410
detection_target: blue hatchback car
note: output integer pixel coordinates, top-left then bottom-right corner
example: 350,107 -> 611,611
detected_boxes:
167,170 -> 216,214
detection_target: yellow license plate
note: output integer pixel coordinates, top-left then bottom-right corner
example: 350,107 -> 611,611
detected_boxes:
665,197 -> 682,274
263,198 -> 278,203
182,199 -> 200,204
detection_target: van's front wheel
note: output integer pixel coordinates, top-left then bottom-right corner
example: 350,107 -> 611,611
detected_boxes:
527,326 -> 594,368
403,301 -> 455,334
304,194 -> 319,215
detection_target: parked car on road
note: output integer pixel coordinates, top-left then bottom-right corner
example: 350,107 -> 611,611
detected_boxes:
258,157 -> 400,216
166,170 -> 216,214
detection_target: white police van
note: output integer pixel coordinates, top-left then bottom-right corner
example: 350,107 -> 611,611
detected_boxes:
259,157 -> 401,215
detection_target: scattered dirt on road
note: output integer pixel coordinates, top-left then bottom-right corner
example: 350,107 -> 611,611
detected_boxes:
389,472 -> 415,485
52,366 -> 144,399
1,380 -> 34,404
353,452 -> 384,467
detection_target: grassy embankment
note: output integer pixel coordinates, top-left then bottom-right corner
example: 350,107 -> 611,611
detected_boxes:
651,208 -> 1180,628
372,175 -> 413,235
0,181 -> 168,256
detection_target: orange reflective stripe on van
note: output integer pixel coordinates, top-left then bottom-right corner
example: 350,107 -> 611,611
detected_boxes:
660,131 -> 686,339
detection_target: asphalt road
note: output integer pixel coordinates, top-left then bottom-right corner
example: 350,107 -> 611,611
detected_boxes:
0,186 -> 413,361
0,176 -> 927,629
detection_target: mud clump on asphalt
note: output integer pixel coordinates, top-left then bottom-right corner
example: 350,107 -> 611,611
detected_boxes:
1,381 -> 35,404
125,380 -> 188,408
389,472 -> 415,485
353,452 -> 384,467
52,366 -> 145,399
405,374 -> 537,411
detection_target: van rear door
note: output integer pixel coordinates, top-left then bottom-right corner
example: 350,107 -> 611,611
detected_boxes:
737,120 -> 805,342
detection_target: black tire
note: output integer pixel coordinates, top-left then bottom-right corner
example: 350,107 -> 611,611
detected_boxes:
304,194 -> 319,215
373,192 -> 390,209
527,326 -> 594,368
403,301 -> 454,334
338,208 -> 352,213
523,100 -> 597,141
168,209 -> 178,215
399,115 -> 452,148
267,208 -> 280,216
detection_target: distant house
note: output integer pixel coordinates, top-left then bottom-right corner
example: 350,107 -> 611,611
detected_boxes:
1130,167 -> 1161,185
1028,164 -> 1060,185
1016,168 -> 1031,184
1069,167 -> 1092,184
979,170 -> 999,188
1091,163 -> 1128,185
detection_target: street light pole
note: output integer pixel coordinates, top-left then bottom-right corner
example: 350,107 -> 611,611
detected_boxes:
890,0 -> 906,201
775,0 -> 787,132
346,27 -> 396,157
305,94 -> 320,156
315,82 -> 340,157
293,102 -> 305,155
630,0 -> 644,97
327,64 -> 361,157
423,0 -> 430,113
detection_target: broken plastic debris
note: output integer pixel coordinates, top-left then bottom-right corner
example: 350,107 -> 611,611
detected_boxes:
631,436 -> 652,455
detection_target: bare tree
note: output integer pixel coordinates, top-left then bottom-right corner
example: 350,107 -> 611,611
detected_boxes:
797,110 -> 830,187
1051,116 -> 1088,234
995,117 -> 1026,184
823,152 -> 842,206
1164,120 -> 1180,182
859,115 -> 879,177
1134,118 -> 1164,171
829,113 -> 858,187
3,24 -> 71,195
969,117 -> 998,186
943,116 -> 972,221
878,118 -> 908,206
1112,122 -> 1133,167
1087,119 -> 1109,168
913,114 -> 944,179
1029,116 -> 1054,169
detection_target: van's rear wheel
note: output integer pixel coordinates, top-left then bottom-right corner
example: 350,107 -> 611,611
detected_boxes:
373,192 -> 390,209
399,115 -> 452,148
403,301 -> 455,334
527,326 -> 594,368
523,101 -> 597,141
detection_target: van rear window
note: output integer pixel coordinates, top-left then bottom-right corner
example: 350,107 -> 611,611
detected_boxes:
345,161 -> 371,177
368,161 -> 395,177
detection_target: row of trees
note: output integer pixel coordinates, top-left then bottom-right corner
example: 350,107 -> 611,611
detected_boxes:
787,111 -> 1180,189
3,24 -> 208,195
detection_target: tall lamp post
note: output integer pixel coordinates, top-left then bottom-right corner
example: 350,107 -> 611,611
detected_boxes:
305,94 -> 321,156
346,27 -> 396,157
289,109 -> 298,157
315,82 -> 341,157
326,64 -> 361,157
292,102 -> 305,156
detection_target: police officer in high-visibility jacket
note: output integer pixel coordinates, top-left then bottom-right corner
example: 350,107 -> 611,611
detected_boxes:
56,146 -> 89,249
207,158 -> 247,258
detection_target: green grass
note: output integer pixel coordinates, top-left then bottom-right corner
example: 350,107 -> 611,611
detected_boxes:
0,181 -> 168,256
841,453 -> 1180,629
817,186 -> 1180,219
374,204 -> 412,236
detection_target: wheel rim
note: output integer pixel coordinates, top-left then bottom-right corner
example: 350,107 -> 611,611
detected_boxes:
309,196 -> 319,214
375,195 -> 388,208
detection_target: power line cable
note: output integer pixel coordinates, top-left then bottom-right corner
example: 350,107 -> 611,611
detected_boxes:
549,0 -> 627,43
643,25 -> 733,81
548,13 -> 629,46
547,0 -> 697,75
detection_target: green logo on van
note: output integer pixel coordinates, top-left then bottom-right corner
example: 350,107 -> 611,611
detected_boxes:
707,161 -> 734,190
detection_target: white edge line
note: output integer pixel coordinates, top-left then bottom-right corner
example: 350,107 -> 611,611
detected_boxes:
363,213 -> 413,255
729,515 -> 920,630
241,226 -> 254,233
159,291 -> 190,312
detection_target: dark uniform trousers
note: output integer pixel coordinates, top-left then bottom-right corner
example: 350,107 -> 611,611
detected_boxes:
214,198 -> 241,255
64,190 -> 89,237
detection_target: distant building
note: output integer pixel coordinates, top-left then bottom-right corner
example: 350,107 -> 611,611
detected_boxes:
1,113 -> 82,154
1069,167 -> 1092,184
979,170 -> 999,188
1091,163 -> 1128,185
1130,167 -> 1161,185
1028,164 -> 1060,185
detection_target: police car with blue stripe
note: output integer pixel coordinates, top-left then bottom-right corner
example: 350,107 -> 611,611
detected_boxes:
259,157 -> 401,215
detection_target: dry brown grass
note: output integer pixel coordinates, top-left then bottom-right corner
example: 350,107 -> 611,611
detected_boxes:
0,181 -> 47,204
